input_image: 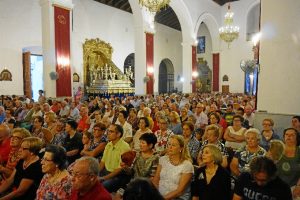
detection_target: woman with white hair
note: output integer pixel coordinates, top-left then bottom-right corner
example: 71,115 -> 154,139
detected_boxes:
230,128 -> 266,177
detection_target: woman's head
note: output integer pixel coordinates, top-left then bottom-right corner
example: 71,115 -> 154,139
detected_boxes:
11,128 -> 31,148
93,122 -> 106,137
138,117 -> 150,129
167,135 -> 191,162
33,116 -> 44,128
41,144 -> 67,173
262,118 -> 274,131
201,144 -> 222,165
206,125 -> 219,143
21,137 -> 43,157
266,139 -> 285,162
283,128 -> 300,146
182,121 -> 194,138
44,112 -> 56,124
232,115 -> 244,127
245,128 -> 261,147
139,133 -> 157,151
82,131 -> 92,145
209,112 -> 220,124
169,111 -> 180,123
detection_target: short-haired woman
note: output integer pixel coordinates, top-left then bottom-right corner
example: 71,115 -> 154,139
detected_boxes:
152,135 -> 194,200
133,133 -> 159,179
260,118 -> 280,150
0,137 -> 44,200
0,128 -> 31,179
192,144 -> 231,200
230,128 -> 266,177
36,144 -> 72,199
132,117 -> 152,152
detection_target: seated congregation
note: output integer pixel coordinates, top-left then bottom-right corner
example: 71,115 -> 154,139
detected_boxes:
0,93 -> 299,200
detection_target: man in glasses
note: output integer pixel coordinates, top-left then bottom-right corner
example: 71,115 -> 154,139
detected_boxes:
233,156 -> 292,200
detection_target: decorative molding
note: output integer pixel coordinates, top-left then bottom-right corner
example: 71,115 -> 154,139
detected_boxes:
0,69 -> 12,81
73,73 -> 80,82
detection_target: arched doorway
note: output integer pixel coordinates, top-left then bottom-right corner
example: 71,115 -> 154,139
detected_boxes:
159,59 -> 174,94
123,53 -> 135,86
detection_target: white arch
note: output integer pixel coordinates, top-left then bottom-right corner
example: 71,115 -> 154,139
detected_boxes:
194,12 -> 220,52
245,0 -> 260,40
170,0 -> 194,43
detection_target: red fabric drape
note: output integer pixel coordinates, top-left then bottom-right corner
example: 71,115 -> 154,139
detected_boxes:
146,33 -> 154,95
192,46 -> 197,93
212,53 -> 220,91
54,6 -> 71,97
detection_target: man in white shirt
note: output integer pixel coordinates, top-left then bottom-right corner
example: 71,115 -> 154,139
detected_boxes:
194,103 -> 208,129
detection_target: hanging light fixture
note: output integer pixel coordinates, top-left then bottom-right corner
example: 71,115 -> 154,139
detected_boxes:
219,4 -> 240,48
139,0 -> 171,13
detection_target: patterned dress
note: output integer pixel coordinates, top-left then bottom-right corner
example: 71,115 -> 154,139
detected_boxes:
154,129 -> 174,155
88,135 -> 107,160
36,173 -> 72,200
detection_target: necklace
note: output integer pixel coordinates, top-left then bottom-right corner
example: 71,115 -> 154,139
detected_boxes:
169,156 -> 181,166
23,156 -> 39,169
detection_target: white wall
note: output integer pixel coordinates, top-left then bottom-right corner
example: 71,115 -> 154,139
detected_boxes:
258,0 -> 300,114
71,0 -> 135,79
0,0 -> 42,95
154,23 -> 182,93
218,0 -> 257,93
197,23 -> 212,70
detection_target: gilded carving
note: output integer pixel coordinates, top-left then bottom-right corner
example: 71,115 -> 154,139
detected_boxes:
83,38 -> 134,95
0,69 -> 12,81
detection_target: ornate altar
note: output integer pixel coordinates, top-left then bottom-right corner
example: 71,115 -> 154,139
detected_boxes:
83,38 -> 134,96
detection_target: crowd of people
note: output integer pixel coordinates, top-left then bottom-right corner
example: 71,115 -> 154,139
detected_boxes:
0,92 -> 299,200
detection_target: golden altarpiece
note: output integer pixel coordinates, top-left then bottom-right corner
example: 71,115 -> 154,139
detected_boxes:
83,38 -> 134,96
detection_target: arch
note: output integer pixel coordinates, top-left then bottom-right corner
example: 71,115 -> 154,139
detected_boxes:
123,53 -> 135,86
246,0 -> 260,41
170,0 -> 194,43
159,58 -> 174,93
194,12 -> 220,52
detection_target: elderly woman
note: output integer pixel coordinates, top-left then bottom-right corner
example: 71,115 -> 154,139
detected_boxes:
0,137 -> 44,200
152,135 -> 194,200
154,116 -> 174,156
169,111 -> 182,135
133,133 -> 159,179
132,117 -> 152,152
80,122 -> 107,160
230,128 -> 266,177
277,128 -> 300,188
0,128 -> 31,179
192,144 -> 231,200
198,125 -> 228,168
260,118 -> 280,150
36,144 -> 72,199
182,121 -> 200,164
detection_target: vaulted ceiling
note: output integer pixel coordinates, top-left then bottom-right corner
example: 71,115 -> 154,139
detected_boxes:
93,0 -> 239,31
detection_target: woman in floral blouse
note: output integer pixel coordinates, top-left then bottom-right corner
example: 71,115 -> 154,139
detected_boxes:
36,145 -> 72,200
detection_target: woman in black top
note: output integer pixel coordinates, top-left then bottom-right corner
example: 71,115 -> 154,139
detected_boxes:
0,137 -> 44,200
191,144 -> 231,200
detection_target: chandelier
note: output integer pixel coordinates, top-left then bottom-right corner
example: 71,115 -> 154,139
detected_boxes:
219,4 -> 239,48
139,0 -> 171,13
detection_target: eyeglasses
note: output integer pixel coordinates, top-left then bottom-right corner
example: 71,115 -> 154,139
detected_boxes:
11,135 -> 23,140
107,129 -> 116,133
21,147 -> 30,151
41,157 -> 53,162
262,123 -> 271,126
70,171 -> 91,178
93,128 -> 101,131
